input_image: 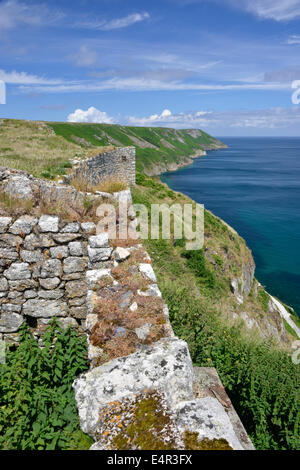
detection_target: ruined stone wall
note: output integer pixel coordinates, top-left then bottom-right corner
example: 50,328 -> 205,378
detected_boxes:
0,214 -> 112,342
72,147 -> 136,186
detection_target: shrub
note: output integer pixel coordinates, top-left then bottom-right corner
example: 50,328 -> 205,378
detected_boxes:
0,321 -> 91,450
182,249 -> 217,289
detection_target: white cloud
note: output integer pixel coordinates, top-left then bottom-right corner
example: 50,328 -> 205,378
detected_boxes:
0,0 -> 63,30
286,34 -> 300,44
0,69 -> 64,85
19,76 -> 291,94
67,106 -> 115,124
176,0 -> 300,22
127,107 -> 300,130
76,12 -> 150,31
128,109 -> 212,126
68,45 -> 99,67
229,0 -> 300,22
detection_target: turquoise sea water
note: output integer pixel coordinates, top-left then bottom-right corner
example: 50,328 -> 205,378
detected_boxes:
161,138 -> 300,317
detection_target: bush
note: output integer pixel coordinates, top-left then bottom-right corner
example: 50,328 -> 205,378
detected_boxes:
182,249 -> 217,289
0,321 -> 91,450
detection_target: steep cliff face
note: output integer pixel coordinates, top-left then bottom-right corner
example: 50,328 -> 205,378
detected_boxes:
132,176 -> 298,348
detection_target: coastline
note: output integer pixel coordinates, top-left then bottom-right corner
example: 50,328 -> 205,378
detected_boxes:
146,144 -> 227,177
158,145 -> 300,341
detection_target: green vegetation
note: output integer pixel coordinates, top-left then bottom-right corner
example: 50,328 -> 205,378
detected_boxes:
107,391 -> 232,450
132,174 -> 300,450
0,119 -> 83,178
257,288 -> 270,313
0,118 -> 224,178
0,321 -> 92,450
48,122 -> 224,175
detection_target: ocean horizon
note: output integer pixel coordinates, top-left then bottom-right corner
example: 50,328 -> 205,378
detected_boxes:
161,137 -> 300,318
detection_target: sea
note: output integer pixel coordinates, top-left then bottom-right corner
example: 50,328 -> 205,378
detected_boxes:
161,137 -> 300,317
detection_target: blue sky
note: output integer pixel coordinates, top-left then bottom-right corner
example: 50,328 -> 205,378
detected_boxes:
1,0 -> 300,135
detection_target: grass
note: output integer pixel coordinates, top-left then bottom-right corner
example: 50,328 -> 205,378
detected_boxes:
69,173 -> 127,194
132,173 -> 300,450
0,118 -> 225,179
0,119 -> 83,178
0,188 -> 100,223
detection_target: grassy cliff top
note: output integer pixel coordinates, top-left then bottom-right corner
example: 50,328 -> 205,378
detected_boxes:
0,118 -> 225,178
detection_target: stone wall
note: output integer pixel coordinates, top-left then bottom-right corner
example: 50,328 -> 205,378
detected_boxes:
71,147 -> 136,186
0,214 -> 112,342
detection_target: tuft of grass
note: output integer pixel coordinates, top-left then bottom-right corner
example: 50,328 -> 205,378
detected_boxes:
93,177 -> 128,194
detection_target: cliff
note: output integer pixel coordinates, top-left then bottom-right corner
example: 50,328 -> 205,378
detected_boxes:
0,120 -> 299,450
0,118 -> 226,178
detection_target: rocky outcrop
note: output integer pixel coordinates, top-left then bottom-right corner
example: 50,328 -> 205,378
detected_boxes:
74,337 -> 252,450
71,190 -> 254,450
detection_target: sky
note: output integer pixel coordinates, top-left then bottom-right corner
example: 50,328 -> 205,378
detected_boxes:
1,0 -> 300,135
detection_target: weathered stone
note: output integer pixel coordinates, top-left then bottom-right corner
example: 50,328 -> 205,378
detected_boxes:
129,302 -> 138,312
40,259 -> 62,279
7,291 -> 22,300
86,269 -> 112,289
4,175 -> 33,200
2,332 -> 20,343
114,326 -> 127,337
59,317 -> 79,329
88,247 -> 112,263
0,233 -> 23,248
176,397 -> 243,450
20,249 -> 44,263
0,293 -> 7,299
119,290 -> 133,309
63,257 -> 87,274
61,222 -> 80,233
62,272 -> 82,281
81,222 -> 96,234
0,277 -> 9,292
88,233 -> 109,248
95,191 -> 113,199
38,215 -> 59,233
50,246 -> 69,259
69,241 -> 85,257
113,189 -> 132,205
70,306 -> 87,319
4,263 -> 31,280
38,290 -> 64,300
39,277 -> 61,290
230,279 -> 239,295
9,279 -> 38,291
88,260 -> 113,270
135,323 -> 151,340
83,313 -> 98,332
10,216 -> 37,236
0,312 -> 24,333
24,290 -> 38,299
2,303 -> 22,313
69,297 -> 86,307
53,234 -> 82,243
0,217 -> 12,233
88,342 -> 103,361
73,337 -> 194,435
65,280 -> 87,298
138,284 -> 162,298
24,233 -> 55,250
0,248 -> 18,261
23,299 -> 68,317
113,247 -> 130,262
139,263 -> 157,282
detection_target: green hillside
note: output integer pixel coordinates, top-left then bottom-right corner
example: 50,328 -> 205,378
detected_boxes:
0,118 -> 225,178
48,122 -> 225,174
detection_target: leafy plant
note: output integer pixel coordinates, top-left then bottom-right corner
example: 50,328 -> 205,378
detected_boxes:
0,320 -> 91,450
